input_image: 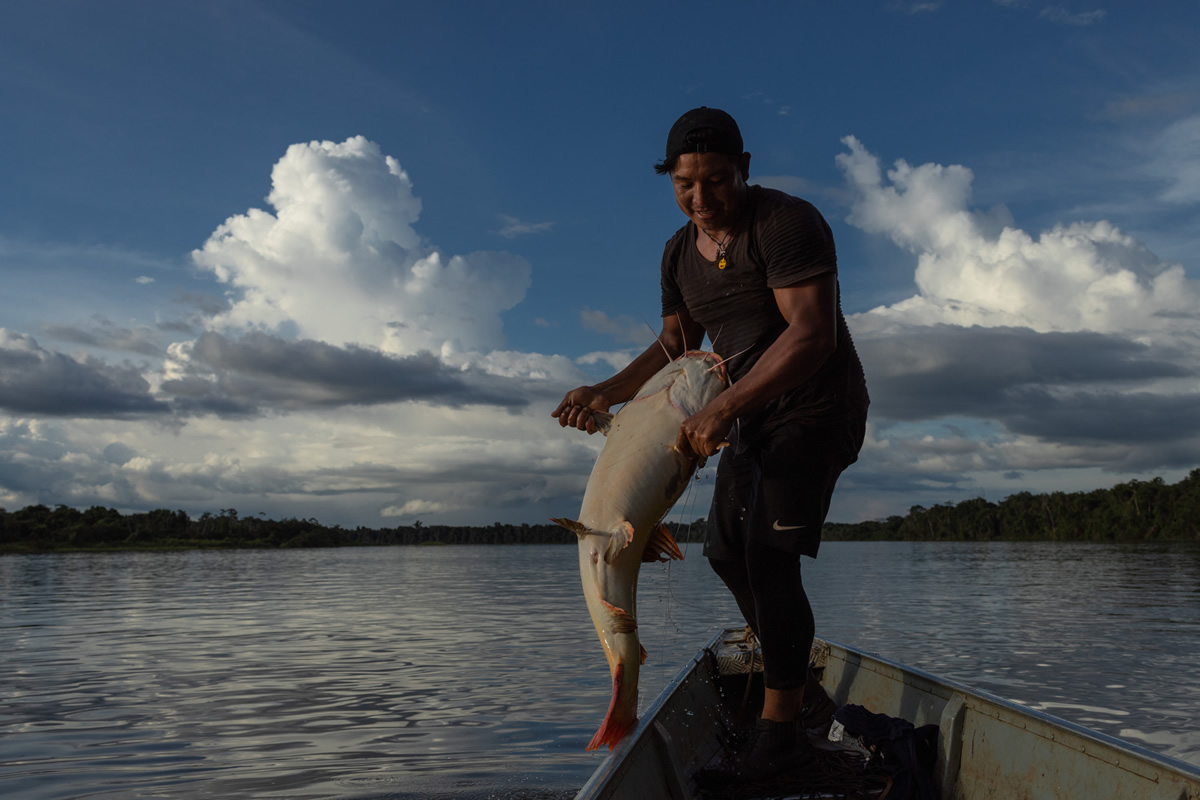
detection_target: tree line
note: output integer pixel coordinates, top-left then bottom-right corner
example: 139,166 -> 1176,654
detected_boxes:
822,470 -> 1200,543
2,469 -> 1197,554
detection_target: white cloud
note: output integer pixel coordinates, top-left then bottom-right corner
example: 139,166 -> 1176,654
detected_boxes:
0,400 -> 598,527
497,215 -> 554,238
443,349 -> 580,383
7,132 -> 1195,528
836,135 -> 1200,338
381,499 -> 450,518
833,138 -> 1200,498
0,136 -> 594,527
191,136 -> 531,358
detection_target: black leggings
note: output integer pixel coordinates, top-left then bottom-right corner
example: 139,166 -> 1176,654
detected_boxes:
709,541 -> 814,691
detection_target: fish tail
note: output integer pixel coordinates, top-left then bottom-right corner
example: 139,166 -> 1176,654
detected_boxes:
586,663 -> 638,751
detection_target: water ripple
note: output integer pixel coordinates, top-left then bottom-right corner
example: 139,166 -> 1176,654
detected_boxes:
1,542 -> 1198,798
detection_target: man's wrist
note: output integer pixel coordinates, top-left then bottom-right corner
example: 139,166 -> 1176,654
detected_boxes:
710,389 -> 740,423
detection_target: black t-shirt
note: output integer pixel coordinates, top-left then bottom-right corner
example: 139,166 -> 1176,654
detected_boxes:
660,186 -> 868,432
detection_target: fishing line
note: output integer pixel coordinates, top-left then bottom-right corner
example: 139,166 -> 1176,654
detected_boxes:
641,316 -> 674,362
642,466 -> 707,692
657,453 -> 714,630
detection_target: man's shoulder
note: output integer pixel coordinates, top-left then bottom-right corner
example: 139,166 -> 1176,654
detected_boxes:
750,185 -> 824,218
749,186 -> 832,248
664,221 -> 691,248
661,221 -> 692,265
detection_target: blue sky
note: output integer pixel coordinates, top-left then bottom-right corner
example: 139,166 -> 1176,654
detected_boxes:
2,0 -> 1198,527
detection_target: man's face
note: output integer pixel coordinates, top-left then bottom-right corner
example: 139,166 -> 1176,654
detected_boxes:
670,151 -> 751,234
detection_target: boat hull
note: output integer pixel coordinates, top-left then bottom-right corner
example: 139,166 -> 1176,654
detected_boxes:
576,629 -> 1200,800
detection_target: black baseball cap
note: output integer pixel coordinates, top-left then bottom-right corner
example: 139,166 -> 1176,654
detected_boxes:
664,107 -> 744,163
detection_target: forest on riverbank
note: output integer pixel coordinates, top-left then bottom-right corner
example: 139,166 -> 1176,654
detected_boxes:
2,469 -> 1197,554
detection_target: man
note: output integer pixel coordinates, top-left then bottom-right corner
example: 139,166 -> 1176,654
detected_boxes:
553,107 -> 868,780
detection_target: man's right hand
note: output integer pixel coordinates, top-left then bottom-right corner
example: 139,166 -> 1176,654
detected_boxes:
552,386 -> 612,434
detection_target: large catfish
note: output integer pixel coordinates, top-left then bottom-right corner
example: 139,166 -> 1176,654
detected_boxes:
553,350 -> 728,751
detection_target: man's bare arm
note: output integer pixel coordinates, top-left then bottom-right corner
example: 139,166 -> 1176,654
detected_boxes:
676,273 -> 837,456
552,309 -> 706,433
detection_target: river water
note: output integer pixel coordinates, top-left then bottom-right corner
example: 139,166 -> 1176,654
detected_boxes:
2,541 -> 1198,799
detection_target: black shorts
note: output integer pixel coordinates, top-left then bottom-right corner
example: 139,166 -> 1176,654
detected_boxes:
703,414 -> 866,561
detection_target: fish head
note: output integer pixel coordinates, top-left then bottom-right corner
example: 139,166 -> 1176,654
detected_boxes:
669,350 -> 729,415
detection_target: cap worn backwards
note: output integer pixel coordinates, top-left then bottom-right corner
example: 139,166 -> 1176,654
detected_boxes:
664,107 -> 743,163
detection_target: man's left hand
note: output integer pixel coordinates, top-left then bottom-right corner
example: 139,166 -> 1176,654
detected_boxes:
675,402 -> 734,460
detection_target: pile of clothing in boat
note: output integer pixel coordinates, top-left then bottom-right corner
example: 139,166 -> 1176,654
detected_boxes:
695,671 -> 940,800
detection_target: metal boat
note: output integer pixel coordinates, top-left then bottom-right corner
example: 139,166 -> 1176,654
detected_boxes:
575,628 -> 1200,799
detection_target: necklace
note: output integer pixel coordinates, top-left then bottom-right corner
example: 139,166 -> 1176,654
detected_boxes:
700,226 -> 732,270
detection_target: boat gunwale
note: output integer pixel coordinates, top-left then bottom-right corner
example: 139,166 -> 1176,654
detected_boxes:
817,635 -> 1200,782
574,629 -> 724,799
576,629 -> 1200,799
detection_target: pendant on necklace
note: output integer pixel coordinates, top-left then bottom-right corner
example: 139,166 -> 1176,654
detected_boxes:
718,256 -> 727,269
717,246 -> 727,269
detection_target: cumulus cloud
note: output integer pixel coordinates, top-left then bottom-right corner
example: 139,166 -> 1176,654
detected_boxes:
837,138 -> 1200,488
45,319 -> 166,357
0,397 -> 598,527
837,135 -> 1199,337
363,430 -> 598,522
191,136 -> 532,358
0,330 -> 169,417
859,326 -> 1200,464
159,331 -> 533,416
0,136 -> 599,526
173,290 -> 232,318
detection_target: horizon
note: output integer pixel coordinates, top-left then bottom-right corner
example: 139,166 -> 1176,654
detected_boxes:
4,468 -> 1194,530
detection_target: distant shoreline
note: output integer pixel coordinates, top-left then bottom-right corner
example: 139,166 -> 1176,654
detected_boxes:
3,469 -> 1197,554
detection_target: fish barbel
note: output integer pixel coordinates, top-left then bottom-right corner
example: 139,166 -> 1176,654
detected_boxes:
553,350 -> 728,750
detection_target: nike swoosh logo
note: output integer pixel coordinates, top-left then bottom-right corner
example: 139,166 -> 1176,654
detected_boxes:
772,520 -> 806,531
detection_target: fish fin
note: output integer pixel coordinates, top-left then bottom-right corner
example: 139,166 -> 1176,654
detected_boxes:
586,663 -> 637,751
602,521 -> 635,564
641,522 -> 685,563
553,518 -> 634,563
592,410 -> 614,436
550,517 -> 589,538
639,644 -> 648,664
601,599 -> 638,634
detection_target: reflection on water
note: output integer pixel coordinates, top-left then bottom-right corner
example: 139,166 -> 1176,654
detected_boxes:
1,541 -> 1198,798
